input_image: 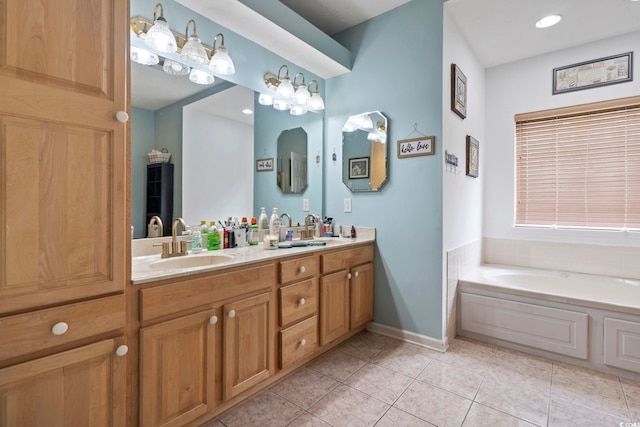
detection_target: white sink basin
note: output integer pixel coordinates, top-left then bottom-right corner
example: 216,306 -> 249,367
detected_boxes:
149,253 -> 234,270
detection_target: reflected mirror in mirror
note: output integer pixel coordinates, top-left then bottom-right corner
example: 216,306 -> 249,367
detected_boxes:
342,111 -> 388,192
277,127 -> 307,193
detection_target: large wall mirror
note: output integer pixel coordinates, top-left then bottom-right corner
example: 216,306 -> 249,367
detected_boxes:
277,127 -> 307,194
342,111 -> 388,192
130,0 -> 324,238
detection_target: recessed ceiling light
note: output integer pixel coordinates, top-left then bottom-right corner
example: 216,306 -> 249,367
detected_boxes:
535,14 -> 562,28
242,108 -> 253,115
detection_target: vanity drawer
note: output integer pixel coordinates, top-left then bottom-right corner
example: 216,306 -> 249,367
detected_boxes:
280,315 -> 318,369
279,278 -> 317,326
0,294 -> 125,365
279,256 -> 317,284
321,245 -> 374,274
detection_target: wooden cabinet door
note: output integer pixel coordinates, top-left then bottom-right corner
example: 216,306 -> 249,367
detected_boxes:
0,0 -> 128,315
140,310 -> 218,427
0,338 -> 127,427
223,292 -> 274,400
319,270 -> 350,346
350,263 -> 374,329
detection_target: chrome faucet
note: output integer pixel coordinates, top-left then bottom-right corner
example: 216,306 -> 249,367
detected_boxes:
279,212 -> 292,227
302,214 -> 318,240
148,215 -> 163,237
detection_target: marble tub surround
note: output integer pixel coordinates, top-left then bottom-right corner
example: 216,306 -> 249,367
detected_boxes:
131,227 -> 375,284
204,331 -> 640,427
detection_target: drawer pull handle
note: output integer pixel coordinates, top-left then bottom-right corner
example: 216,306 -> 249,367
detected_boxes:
209,315 -> 218,325
299,266 -> 306,273
52,322 -> 69,336
300,339 -> 306,347
354,271 -> 359,277
299,298 -> 306,305
347,273 -> 352,279
116,345 -> 129,357
228,310 -> 236,318
116,111 -> 129,122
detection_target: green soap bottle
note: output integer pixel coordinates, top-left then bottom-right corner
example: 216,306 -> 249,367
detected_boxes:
207,221 -> 220,250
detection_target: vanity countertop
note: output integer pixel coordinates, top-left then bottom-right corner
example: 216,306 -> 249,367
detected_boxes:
131,228 -> 375,285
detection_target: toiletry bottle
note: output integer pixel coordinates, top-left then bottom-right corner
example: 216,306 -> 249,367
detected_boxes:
351,226 -> 356,238
223,227 -> 229,249
269,208 -> 280,238
258,207 -> 269,230
208,221 -> 220,250
249,217 -> 259,245
192,225 -> 203,252
200,219 -> 209,242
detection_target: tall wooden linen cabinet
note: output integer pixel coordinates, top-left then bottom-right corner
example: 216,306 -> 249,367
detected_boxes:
0,0 -> 129,425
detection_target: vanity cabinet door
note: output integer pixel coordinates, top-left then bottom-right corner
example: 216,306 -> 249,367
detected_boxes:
350,262 -> 374,330
0,338 -> 127,427
223,292 -> 274,400
140,309 -> 218,427
319,270 -> 350,346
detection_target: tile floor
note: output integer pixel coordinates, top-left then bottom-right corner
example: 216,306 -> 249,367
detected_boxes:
205,331 -> 640,427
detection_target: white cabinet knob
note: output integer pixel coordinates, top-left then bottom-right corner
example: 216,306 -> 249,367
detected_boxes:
300,339 -> 306,346
52,322 -> 68,336
115,345 -> 129,357
209,315 -> 218,325
228,310 -> 236,318
355,271 -> 359,277
299,266 -> 306,273
299,298 -> 306,305
347,273 -> 352,280
116,111 -> 129,122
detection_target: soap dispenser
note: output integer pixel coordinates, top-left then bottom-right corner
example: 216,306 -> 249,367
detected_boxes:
269,208 -> 280,238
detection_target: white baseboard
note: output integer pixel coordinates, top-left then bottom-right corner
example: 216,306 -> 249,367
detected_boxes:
366,322 -> 447,352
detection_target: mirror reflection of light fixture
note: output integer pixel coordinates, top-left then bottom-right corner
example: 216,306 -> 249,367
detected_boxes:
260,65 -> 325,115
163,58 -> 190,76
189,69 -> 215,85
180,19 -> 208,64
209,33 -> 235,75
131,46 -> 159,66
144,3 -> 177,53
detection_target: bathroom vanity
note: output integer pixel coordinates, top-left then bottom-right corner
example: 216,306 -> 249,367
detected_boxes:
129,234 -> 374,426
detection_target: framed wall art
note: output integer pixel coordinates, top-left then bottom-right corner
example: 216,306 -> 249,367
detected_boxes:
553,52 -> 633,95
397,136 -> 435,158
451,64 -> 467,119
255,157 -> 274,172
466,136 -> 479,178
348,157 -> 369,179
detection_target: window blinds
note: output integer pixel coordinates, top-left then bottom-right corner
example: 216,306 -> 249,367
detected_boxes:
515,99 -> 640,230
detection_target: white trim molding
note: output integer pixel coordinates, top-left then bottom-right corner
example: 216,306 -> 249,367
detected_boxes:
367,322 -> 448,352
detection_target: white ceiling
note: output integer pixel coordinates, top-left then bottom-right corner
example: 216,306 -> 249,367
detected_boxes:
132,0 -> 640,112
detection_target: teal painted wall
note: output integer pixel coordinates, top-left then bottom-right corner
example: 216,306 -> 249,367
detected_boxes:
325,0 -> 445,339
131,107 -> 156,238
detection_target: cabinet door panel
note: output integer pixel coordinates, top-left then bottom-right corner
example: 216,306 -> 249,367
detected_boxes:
223,292 -> 273,400
140,310 -> 217,427
320,271 -> 349,346
350,263 -> 374,329
0,338 -> 126,427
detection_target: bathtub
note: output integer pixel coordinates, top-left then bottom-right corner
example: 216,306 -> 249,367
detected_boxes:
457,264 -> 640,379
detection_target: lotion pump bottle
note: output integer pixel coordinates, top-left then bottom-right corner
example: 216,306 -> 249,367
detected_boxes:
269,208 -> 280,238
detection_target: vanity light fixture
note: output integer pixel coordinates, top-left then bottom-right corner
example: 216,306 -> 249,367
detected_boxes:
260,65 -> 325,115
144,3 -> 177,53
180,19 -> 208,64
163,58 -> 190,76
209,33 -> 236,75
131,46 -> 159,66
535,14 -> 562,28
189,69 -> 215,85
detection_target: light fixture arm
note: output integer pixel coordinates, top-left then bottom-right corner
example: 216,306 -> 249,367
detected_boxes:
185,19 -> 197,38
212,33 -> 225,51
293,72 -> 306,88
152,3 -> 165,21
277,65 -> 290,83
308,79 -> 319,94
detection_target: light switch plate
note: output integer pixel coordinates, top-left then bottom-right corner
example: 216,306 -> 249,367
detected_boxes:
303,198 -> 309,211
344,198 -> 352,213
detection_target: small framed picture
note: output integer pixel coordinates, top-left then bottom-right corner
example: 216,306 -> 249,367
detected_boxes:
397,136 -> 435,158
451,64 -> 467,119
256,157 -> 274,172
348,157 -> 369,179
466,136 -> 479,178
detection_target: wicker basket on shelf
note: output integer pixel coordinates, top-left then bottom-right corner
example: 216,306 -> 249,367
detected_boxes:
147,149 -> 171,164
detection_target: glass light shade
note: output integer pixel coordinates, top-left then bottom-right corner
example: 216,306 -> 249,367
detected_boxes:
163,59 -> 190,76
307,92 -> 325,111
356,114 -> 373,129
181,36 -> 208,64
189,69 -> 215,85
290,105 -> 308,116
273,98 -> 290,111
294,84 -> 310,105
275,77 -> 295,100
367,132 -> 379,140
342,121 -> 357,132
145,19 -> 177,53
258,93 -> 274,106
130,46 -> 159,66
209,46 -> 235,75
